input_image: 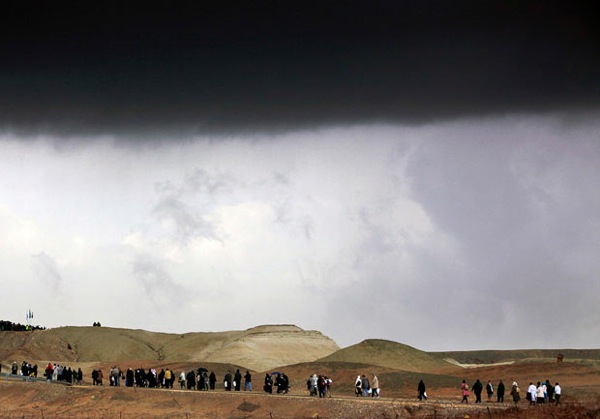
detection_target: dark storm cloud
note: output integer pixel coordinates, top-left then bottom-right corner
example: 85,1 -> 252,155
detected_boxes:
2,1 -> 598,137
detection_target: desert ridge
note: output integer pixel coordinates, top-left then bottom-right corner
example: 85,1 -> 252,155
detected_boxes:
0,324 -> 340,372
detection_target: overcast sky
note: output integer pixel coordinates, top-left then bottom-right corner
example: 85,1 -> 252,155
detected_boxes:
1,2 -> 599,351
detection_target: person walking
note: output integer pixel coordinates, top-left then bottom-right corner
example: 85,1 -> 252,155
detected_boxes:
545,380 -> 554,403
418,379 -> 427,401
234,369 -> 242,391
510,381 -> 520,404
127,368 -> 135,387
96,369 -> 104,385
324,376 -> 332,398
554,382 -> 561,405
244,371 -> 252,391
309,374 -> 318,396
209,371 -> 216,390
45,363 -> 54,382
371,374 -> 379,398
527,382 -> 537,405
486,380 -> 494,400
536,381 -> 545,404
317,375 -> 326,398
186,370 -> 196,390
263,373 -> 273,394
472,379 -> 483,403
361,375 -> 370,397
354,375 -> 362,397
497,380 -> 505,402
461,380 -> 470,403
224,370 -> 232,391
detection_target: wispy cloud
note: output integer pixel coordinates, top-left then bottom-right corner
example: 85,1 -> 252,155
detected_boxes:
31,253 -> 62,292
132,254 -> 191,309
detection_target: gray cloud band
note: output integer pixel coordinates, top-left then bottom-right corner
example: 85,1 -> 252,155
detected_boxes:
1,2 -> 598,137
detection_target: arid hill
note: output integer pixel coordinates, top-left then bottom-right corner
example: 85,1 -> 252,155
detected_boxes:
0,324 -> 339,372
316,339 -> 456,373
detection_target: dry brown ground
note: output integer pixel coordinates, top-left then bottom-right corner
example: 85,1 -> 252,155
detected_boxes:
1,379 -> 599,419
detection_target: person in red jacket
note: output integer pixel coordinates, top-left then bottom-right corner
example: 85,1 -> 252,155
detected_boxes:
45,363 -> 54,382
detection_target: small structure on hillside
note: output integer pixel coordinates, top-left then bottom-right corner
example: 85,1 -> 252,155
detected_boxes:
557,353 -> 564,363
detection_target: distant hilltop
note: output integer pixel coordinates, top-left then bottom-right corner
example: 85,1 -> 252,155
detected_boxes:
0,324 -> 340,372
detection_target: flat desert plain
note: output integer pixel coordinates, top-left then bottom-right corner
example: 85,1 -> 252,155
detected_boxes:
1,325 -> 598,418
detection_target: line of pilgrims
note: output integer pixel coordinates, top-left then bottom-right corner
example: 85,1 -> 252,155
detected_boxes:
91,367 -> 257,391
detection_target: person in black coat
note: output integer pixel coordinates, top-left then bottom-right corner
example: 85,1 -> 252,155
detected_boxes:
158,369 -> 165,388
147,370 -> 157,388
264,373 -> 273,394
244,371 -> 252,391
126,368 -> 134,387
281,373 -> 289,394
418,379 -> 427,400
186,370 -> 195,390
234,369 -> 242,391
497,380 -> 505,402
91,369 -> 98,385
224,370 -> 232,391
472,379 -> 483,403
209,371 -> 216,390
135,369 -> 144,387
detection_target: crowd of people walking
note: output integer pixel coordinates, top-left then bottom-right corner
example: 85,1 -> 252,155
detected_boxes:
526,380 -> 562,405
264,372 -> 289,394
458,378 -> 562,406
2,357 -> 567,408
353,374 -> 380,398
44,362 -> 83,384
305,373 -> 331,398
0,360 -> 82,385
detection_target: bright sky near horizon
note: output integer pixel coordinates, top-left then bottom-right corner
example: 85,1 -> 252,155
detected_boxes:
1,2 -> 599,350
